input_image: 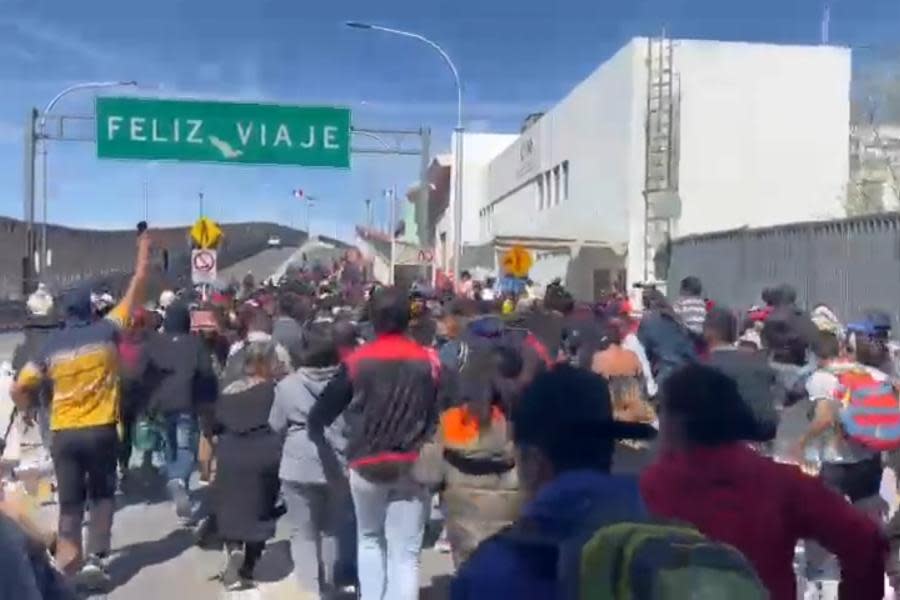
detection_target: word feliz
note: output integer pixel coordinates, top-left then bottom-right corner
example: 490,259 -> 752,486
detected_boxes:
104,117 -> 344,149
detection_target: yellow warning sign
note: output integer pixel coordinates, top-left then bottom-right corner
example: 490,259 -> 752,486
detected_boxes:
501,245 -> 533,278
190,217 -> 223,249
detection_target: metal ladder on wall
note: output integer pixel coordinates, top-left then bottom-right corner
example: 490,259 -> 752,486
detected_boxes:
642,32 -> 681,283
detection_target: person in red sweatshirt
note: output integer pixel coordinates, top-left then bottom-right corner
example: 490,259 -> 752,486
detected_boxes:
640,364 -> 886,600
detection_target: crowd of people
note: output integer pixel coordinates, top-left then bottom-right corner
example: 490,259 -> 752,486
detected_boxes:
2,230 -> 900,599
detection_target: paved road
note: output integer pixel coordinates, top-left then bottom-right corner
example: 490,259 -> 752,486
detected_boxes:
218,248 -> 300,286
0,331 -> 22,366
0,333 -> 455,600
93,479 -> 453,599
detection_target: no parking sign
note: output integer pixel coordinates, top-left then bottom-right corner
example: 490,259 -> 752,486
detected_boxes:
191,249 -> 217,284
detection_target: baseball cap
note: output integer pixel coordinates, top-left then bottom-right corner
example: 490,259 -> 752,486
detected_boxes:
513,365 -> 656,449
847,310 -> 891,338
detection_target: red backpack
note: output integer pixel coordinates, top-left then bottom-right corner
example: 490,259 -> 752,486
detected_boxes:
830,365 -> 900,451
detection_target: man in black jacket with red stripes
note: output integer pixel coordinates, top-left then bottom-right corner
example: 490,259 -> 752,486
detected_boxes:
311,286 -> 447,600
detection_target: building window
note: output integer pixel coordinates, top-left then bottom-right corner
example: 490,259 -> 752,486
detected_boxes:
562,161 -> 569,201
545,171 -> 553,208
553,166 -> 561,206
536,176 -> 544,210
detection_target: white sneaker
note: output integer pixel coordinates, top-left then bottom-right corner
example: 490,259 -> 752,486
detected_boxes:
74,555 -> 111,592
221,547 -> 245,590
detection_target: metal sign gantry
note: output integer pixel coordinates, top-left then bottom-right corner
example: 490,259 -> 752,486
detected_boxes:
21,107 -> 430,294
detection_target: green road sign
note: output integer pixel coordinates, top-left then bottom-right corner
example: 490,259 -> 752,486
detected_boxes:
96,97 -> 351,168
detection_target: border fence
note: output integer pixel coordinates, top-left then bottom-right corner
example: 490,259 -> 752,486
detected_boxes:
666,213 -> 900,327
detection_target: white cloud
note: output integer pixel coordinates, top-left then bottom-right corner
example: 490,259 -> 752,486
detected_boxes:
0,42 -> 37,62
5,18 -> 111,66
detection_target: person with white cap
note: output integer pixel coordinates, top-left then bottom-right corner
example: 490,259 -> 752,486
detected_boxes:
159,290 -> 177,311
12,285 -> 61,454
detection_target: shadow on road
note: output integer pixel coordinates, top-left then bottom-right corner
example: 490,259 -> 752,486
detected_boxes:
106,529 -> 195,592
115,466 -> 172,509
253,539 -> 293,583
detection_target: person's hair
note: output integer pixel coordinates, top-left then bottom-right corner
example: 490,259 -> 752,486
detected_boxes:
460,270 -> 471,281
278,293 -> 298,319
247,309 -> 273,335
332,319 -> 359,353
854,334 -> 888,369
813,330 -> 841,361
765,284 -> 797,307
459,344 -> 523,428
243,341 -> 277,378
298,321 -> 340,368
704,306 -> 738,344
661,364 -> 757,446
441,313 -> 462,339
544,284 -> 574,315
597,320 -> 623,349
680,276 -> 703,297
369,286 -> 410,335
642,288 -> 677,321
761,312 -> 808,365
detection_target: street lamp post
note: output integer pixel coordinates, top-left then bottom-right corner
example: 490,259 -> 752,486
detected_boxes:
37,80 -> 138,273
345,22 -> 463,286
352,129 -> 399,285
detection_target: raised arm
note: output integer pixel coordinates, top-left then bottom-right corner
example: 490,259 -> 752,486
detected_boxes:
107,233 -> 152,329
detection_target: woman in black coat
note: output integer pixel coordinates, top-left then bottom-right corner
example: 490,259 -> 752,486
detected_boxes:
213,340 -> 283,591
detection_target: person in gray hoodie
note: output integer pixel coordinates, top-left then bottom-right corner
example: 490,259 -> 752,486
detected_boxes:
268,320 -> 354,597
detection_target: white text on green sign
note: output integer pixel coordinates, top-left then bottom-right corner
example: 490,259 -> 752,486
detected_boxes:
96,97 -> 351,168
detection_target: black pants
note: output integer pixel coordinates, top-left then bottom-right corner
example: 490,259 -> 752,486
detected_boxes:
225,540 -> 265,579
50,424 -> 118,508
820,455 -> 882,503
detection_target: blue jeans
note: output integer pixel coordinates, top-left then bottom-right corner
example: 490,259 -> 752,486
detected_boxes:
349,469 -> 429,600
163,412 -> 198,485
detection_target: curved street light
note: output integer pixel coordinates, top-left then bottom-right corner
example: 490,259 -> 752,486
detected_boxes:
345,21 -> 464,285
351,128 -> 398,284
38,80 -> 138,273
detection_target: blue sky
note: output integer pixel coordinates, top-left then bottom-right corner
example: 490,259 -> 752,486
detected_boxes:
0,0 -> 899,239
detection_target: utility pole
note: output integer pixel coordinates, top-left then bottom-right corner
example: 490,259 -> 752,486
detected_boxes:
387,187 -> 396,285
365,198 -> 373,229
198,191 -> 204,218
22,108 -> 37,294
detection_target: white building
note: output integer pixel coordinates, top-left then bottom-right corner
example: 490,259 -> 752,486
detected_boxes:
433,37 -> 852,300
433,133 -> 517,276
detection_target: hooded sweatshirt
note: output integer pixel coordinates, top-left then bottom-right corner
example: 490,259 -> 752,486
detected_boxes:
640,443 -> 886,600
269,365 -> 345,484
145,303 -> 218,414
452,470 -> 646,599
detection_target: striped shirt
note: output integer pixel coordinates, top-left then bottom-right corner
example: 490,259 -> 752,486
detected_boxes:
673,296 -> 707,335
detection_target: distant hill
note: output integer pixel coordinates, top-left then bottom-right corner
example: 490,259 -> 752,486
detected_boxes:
0,217 -> 347,299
